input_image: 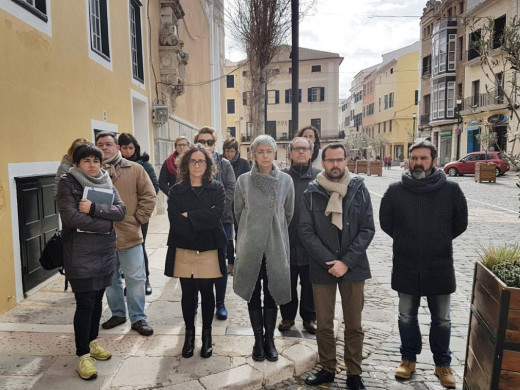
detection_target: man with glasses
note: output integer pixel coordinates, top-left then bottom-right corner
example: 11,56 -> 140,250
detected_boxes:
300,143 -> 374,390
194,127 -> 236,320
278,137 -> 320,335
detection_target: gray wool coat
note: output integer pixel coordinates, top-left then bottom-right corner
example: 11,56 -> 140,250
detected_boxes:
233,164 -> 295,305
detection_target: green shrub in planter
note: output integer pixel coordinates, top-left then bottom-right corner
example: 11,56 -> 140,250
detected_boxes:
478,243 -> 520,288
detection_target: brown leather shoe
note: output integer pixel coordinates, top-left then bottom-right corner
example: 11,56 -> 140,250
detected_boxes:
303,320 -> 317,334
277,319 -> 294,332
435,366 -> 456,388
395,361 -> 416,379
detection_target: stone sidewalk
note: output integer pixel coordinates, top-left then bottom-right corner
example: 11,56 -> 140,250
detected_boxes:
0,213 -> 343,390
0,169 -> 518,389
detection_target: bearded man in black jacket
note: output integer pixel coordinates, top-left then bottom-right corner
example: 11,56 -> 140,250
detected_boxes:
379,141 -> 468,389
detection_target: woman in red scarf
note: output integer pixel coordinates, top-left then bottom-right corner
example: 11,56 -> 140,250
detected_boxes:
159,136 -> 190,196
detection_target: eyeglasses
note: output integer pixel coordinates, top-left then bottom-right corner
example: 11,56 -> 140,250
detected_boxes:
291,147 -> 311,152
175,143 -> 189,148
323,158 -> 346,164
198,139 -> 215,146
189,159 -> 207,166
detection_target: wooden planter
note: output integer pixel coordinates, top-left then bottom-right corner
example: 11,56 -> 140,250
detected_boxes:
347,161 -> 356,173
367,161 -> 383,176
475,162 -> 497,183
463,262 -> 520,390
355,160 -> 368,174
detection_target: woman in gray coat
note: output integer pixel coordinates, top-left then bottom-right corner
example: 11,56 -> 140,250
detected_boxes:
233,135 -> 294,362
56,144 -> 126,380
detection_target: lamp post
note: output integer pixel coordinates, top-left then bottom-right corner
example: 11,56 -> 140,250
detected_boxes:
456,99 -> 462,160
412,112 -> 417,143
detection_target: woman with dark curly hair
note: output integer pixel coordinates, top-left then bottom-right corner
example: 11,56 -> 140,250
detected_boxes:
164,144 -> 227,359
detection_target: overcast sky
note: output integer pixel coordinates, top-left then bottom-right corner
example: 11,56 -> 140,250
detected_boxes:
225,0 -> 427,99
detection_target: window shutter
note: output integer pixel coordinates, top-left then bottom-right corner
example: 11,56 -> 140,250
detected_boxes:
275,90 -> 280,104
285,89 -> 290,103
298,89 -> 302,103
308,88 -> 312,102
320,87 -> 325,101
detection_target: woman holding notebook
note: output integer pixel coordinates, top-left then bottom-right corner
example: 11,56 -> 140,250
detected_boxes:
56,143 -> 126,380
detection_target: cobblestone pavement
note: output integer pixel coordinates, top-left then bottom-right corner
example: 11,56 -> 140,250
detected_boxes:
266,168 -> 519,390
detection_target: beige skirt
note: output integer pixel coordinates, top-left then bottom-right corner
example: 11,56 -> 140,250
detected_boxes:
174,248 -> 222,279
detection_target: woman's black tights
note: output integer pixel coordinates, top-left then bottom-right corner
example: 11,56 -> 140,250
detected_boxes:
180,277 -> 215,329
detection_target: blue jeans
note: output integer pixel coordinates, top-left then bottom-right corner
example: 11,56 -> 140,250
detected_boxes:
214,223 -> 231,304
398,292 -> 452,367
105,245 -> 147,324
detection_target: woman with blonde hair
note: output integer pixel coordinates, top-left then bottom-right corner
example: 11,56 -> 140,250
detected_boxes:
54,138 -> 89,197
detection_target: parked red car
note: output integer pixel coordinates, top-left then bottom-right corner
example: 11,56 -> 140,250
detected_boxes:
443,151 -> 510,176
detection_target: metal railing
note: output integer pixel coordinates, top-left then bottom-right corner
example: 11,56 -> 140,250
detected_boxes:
464,92 -> 505,110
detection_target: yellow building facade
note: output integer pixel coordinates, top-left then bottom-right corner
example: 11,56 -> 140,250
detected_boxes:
0,0 -> 225,314
373,49 -> 420,162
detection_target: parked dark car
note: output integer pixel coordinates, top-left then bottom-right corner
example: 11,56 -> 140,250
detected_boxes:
443,151 -> 510,177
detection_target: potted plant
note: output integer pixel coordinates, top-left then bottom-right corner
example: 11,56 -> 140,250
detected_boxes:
463,244 -> 520,390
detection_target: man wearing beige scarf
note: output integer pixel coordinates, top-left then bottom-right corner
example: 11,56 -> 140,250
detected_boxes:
300,143 -> 374,390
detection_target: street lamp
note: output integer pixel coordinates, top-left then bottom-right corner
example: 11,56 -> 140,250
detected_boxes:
412,113 -> 417,143
456,99 -> 462,160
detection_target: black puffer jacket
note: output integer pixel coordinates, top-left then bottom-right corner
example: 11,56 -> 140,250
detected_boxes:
299,176 -> 374,285
164,179 -> 228,277
379,168 -> 468,296
226,152 -> 251,179
56,174 -> 126,280
282,165 -> 321,266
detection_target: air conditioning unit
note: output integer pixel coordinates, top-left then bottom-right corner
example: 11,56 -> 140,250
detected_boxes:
152,105 -> 169,124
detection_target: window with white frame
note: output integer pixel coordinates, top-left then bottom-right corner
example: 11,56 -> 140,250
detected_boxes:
446,81 -> 455,117
130,0 -> 143,82
439,32 -> 447,73
308,87 -> 325,102
384,94 -> 388,110
89,0 -> 110,60
389,92 -> 394,108
226,74 -> 234,88
431,82 -> 439,120
448,34 -> 456,71
267,90 -> 280,104
438,82 -> 446,118
11,0 -> 47,21
227,99 -> 235,114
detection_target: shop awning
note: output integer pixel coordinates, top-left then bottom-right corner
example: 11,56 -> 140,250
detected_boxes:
464,126 -> 480,132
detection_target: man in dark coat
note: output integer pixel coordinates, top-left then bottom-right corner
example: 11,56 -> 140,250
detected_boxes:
379,140 -> 467,389
300,143 -> 374,390
278,137 -> 320,334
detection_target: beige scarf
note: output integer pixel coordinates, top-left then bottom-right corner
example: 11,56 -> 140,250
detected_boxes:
102,151 -> 123,179
316,170 -> 351,230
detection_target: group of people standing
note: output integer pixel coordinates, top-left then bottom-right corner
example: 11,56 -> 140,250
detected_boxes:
55,126 -> 467,390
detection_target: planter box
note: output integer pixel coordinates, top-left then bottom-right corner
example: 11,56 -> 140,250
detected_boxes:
463,262 -> 520,390
347,161 -> 356,173
475,162 -> 497,183
355,160 -> 368,174
367,161 -> 383,176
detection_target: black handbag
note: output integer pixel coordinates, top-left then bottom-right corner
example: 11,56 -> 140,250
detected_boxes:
39,230 -> 65,272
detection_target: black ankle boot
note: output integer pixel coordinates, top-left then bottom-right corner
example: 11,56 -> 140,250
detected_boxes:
263,308 -> 278,361
182,328 -> 195,358
201,328 -> 213,358
248,309 -> 265,361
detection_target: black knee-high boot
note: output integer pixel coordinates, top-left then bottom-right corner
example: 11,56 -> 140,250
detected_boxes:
182,328 -> 195,358
201,328 -> 213,358
248,309 -> 265,361
263,308 -> 278,361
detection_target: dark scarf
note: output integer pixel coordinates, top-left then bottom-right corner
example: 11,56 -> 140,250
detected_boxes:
126,152 -> 150,163
165,152 -> 179,175
290,164 -> 310,177
402,167 -> 447,193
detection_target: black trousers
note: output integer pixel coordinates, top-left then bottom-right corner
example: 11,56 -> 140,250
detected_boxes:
280,264 -> 316,322
74,289 -> 105,356
180,277 -> 215,329
248,257 -> 276,311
